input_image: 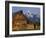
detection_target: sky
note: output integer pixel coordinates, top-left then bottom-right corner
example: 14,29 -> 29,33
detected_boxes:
12,7 -> 40,18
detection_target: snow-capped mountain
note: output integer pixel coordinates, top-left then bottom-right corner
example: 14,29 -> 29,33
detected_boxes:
25,13 -> 40,23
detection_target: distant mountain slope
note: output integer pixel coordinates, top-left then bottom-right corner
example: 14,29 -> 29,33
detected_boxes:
28,15 -> 40,23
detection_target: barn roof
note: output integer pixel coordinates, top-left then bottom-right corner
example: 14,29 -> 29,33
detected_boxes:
12,10 -> 27,18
